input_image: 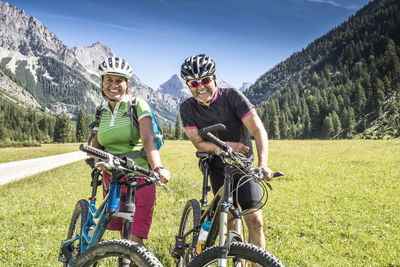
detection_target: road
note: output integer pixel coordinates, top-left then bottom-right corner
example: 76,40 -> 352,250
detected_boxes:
0,151 -> 87,186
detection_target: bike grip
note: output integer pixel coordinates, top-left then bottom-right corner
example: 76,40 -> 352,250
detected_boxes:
273,171 -> 284,177
79,144 -> 110,160
205,132 -> 228,150
198,124 -> 226,138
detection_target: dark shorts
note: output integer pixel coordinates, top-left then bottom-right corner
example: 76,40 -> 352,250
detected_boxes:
209,158 -> 263,211
102,172 -> 156,239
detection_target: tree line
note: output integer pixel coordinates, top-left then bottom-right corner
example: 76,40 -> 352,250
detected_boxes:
246,0 -> 400,139
0,94 -> 187,147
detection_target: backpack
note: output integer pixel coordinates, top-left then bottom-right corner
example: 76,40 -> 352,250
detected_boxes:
88,97 -> 164,151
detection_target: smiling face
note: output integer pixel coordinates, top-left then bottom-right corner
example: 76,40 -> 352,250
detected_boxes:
101,74 -> 129,102
187,76 -> 217,105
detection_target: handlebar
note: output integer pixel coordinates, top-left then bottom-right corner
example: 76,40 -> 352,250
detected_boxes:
197,124 -> 284,181
80,144 -> 167,189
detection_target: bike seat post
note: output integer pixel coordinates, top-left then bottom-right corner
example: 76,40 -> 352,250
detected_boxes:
200,160 -> 211,208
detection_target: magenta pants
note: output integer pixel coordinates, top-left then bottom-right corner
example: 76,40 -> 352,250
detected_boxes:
102,172 -> 156,239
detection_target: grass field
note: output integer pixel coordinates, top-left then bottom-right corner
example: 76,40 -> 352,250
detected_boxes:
0,139 -> 399,266
0,143 -> 80,163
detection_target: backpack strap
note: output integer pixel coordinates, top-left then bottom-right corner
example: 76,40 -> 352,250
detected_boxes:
128,97 -> 139,147
87,101 -> 104,145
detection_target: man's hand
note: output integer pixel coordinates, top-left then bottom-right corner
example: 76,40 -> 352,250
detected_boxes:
226,141 -> 250,154
260,166 -> 273,181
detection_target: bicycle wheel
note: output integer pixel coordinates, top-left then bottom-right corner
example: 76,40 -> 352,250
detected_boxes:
72,239 -> 162,267
63,199 -> 89,266
175,199 -> 201,267
187,241 -> 284,267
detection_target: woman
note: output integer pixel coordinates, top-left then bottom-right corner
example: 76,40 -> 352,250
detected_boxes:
91,56 -> 171,246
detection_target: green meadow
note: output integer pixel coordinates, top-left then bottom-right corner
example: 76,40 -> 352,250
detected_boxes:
0,143 -> 80,163
0,140 -> 399,266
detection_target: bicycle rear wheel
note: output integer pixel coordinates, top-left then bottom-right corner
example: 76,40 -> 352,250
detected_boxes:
174,199 -> 201,267
187,241 -> 284,267
72,239 -> 162,267
63,199 -> 89,266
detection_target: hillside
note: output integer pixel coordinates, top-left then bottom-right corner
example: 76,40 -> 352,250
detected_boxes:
245,0 -> 400,139
0,0 -> 180,125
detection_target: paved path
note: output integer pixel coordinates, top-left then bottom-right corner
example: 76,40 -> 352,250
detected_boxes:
0,151 -> 87,186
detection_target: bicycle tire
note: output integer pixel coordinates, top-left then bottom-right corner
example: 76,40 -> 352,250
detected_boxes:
175,199 -> 201,267
64,199 -> 89,266
72,239 -> 163,267
187,241 -> 284,267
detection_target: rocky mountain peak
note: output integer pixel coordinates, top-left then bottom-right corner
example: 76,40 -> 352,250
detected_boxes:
0,0 -> 72,62
158,74 -> 190,99
71,42 -> 115,75
239,82 -> 252,92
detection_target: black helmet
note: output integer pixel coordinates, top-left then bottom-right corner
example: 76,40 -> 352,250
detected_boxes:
98,56 -> 133,79
181,54 -> 216,80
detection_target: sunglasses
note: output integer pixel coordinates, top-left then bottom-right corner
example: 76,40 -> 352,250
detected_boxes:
187,76 -> 213,88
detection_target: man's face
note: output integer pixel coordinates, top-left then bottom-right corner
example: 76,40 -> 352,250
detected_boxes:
187,76 -> 216,104
102,74 -> 128,101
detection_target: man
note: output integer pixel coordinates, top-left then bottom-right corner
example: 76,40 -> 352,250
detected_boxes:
179,54 -> 273,249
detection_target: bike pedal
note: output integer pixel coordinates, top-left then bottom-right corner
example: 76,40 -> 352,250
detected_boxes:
172,235 -> 186,257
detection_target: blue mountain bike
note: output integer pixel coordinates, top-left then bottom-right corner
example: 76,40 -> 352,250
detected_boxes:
58,144 -> 165,266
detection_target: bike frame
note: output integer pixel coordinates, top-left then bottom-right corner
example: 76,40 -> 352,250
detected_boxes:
198,156 -> 245,256
60,167 -> 136,265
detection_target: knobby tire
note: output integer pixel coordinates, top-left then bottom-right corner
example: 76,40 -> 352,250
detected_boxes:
176,199 -> 201,267
187,241 -> 284,267
72,239 -> 162,266
64,199 -> 89,266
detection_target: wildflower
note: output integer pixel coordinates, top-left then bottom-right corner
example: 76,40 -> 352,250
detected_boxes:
4,247 -> 9,251
20,247 -> 25,251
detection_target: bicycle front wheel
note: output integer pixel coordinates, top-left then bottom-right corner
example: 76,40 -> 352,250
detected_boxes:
63,199 -> 89,266
187,242 -> 284,267
175,199 -> 201,266
72,239 -> 162,267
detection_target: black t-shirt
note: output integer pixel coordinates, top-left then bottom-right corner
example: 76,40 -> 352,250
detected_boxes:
180,87 -> 255,159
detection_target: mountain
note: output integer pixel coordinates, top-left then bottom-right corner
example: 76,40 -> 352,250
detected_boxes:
158,74 -> 190,101
0,0 -> 179,124
239,82 -> 252,92
245,0 -> 400,139
158,74 -> 236,103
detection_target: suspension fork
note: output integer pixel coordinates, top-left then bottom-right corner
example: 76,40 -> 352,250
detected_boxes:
121,180 -> 136,240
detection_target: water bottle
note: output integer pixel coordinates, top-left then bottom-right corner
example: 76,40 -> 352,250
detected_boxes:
196,220 -> 212,254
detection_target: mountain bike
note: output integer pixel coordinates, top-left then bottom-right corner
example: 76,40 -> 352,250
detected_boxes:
172,124 -> 284,267
59,144 -> 166,267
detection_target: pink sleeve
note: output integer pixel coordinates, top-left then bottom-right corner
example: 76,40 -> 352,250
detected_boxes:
241,107 -> 255,120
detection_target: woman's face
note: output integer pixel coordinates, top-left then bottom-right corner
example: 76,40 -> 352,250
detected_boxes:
102,74 -> 129,102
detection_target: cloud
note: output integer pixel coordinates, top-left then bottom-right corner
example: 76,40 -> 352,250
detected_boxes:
42,14 -> 141,33
307,0 -> 360,10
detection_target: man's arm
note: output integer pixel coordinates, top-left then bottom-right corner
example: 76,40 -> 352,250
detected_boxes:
242,112 -> 273,180
185,127 -> 251,155
184,128 -> 219,153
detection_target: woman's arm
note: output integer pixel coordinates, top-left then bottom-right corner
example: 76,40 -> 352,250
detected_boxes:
139,116 -> 171,183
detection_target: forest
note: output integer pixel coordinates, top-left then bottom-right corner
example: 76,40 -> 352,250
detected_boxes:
245,0 -> 400,139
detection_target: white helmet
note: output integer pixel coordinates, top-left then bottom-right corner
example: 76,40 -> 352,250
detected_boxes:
98,57 -> 133,79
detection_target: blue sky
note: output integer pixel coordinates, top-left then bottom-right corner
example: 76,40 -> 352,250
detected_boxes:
6,0 -> 370,89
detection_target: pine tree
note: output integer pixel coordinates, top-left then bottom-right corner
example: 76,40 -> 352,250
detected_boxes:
76,110 -> 91,142
175,114 -> 183,140
321,115 -> 334,139
54,112 -> 71,143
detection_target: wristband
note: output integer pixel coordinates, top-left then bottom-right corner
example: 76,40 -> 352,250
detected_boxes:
154,166 -> 165,172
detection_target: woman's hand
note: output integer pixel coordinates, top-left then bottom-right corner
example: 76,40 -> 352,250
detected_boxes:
155,167 -> 171,184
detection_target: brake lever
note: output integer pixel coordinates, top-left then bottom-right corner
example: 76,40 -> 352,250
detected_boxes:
95,161 -> 111,171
